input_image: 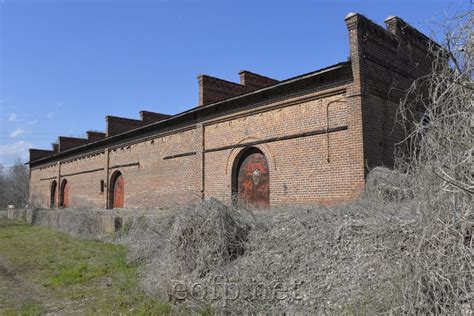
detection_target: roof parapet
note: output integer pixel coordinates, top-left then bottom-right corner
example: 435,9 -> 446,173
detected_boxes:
140,111 -> 171,124
29,149 -> 55,162
239,70 -> 278,90
86,131 -> 106,142
198,70 -> 279,106
198,74 -> 249,106
106,115 -> 143,137
58,136 -> 89,152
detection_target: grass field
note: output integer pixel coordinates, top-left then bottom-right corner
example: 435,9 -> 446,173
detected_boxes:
0,218 -> 175,315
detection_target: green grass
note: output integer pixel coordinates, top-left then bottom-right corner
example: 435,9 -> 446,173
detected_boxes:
2,303 -> 45,316
0,218 -> 173,315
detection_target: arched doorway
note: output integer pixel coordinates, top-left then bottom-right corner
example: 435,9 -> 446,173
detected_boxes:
232,147 -> 270,208
59,179 -> 69,208
50,180 -> 57,208
109,171 -> 124,209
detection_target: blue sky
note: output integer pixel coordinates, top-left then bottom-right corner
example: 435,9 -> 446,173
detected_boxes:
0,0 -> 470,166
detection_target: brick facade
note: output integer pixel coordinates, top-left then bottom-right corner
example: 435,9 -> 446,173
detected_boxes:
28,14 -> 436,209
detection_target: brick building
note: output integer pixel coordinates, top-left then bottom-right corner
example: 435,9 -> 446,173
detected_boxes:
28,14 -> 436,209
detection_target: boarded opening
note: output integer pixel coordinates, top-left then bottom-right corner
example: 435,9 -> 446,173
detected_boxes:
232,147 -> 270,208
50,180 -> 57,208
60,179 -> 69,208
110,171 -> 124,209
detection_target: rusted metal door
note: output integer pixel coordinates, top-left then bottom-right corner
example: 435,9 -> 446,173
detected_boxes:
62,181 -> 70,208
237,149 -> 270,208
113,174 -> 124,208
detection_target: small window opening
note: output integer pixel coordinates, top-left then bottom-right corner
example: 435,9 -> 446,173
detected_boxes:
100,180 -> 105,194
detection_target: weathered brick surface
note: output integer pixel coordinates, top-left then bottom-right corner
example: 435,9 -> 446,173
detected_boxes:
29,14 -> 434,209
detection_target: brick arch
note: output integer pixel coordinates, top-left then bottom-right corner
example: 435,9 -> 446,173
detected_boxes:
109,170 -> 125,209
225,139 -> 276,176
50,180 -> 57,208
231,146 -> 270,208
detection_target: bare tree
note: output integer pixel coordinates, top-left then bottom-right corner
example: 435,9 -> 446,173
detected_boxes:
0,159 -> 29,208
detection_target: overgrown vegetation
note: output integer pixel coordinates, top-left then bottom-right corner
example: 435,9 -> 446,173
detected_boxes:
392,10 -> 473,314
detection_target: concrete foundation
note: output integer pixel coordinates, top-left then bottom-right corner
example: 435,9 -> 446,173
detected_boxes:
5,208 -> 153,236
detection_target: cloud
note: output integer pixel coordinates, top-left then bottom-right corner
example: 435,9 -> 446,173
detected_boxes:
27,120 -> 38,126
8,113 -> 18,122
46,112 -> 55,119
9,129 -> 25,138
0,141 -> 33,164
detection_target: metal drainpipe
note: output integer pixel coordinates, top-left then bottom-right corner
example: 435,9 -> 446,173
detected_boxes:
326,98 -> 348,163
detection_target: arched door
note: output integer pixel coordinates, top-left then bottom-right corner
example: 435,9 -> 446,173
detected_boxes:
60,179 -> 69,208
50,180 -> 57,208
110,172 -> 124,209
233,147 -> 270,208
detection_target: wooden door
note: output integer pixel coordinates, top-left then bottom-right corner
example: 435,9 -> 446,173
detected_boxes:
50,181 -> 57,208
62,181 -> 70,208
237,149 -> 270,208
112,174 -> 124,208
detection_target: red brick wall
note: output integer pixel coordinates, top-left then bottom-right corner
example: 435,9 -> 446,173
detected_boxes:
106,128 -> 200,208
30,82 -> 363,209
202,87 -> 365,206
30,163 -> 59,207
